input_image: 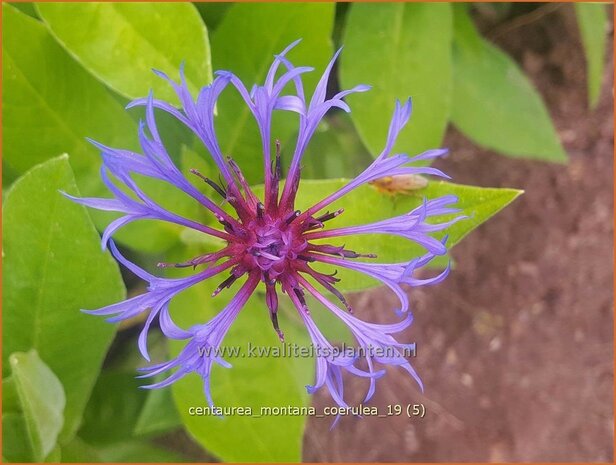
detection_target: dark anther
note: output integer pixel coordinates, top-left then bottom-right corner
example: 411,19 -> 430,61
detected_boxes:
293,287 -> 308,311
218,174 -> 227,191
157,261 -> 195,269
256,202 -> 265,220
302,220 -> 324,232
316,208 -> 344,223
189,168 -> 208,182
309,273 -> 352,312
215,214 -> 234,233
325,270 -> 340,282
156,262 -> 174,268
227,157 -> 247,184
284,210 -> 301,225
212,274 -> 238,297
227,156 -> 256,205
328,284 -> 353,313
190,168 -> 227,199
297,255 -> 315,262
226,156 -> 240,170
342,250 -> 377,259
357,253 -> 378,259
263,272 -> 276,286
270,310 -> 284,342
274,139 -> 282,180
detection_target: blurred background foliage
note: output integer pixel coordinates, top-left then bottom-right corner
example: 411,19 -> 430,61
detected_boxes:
2,2 -> 608,462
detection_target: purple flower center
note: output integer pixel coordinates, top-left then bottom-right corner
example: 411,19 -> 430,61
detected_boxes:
247,219 -> 302,271
187,151 -> 360,331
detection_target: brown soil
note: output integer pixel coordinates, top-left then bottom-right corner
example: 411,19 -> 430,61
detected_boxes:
303,5 -> 614,462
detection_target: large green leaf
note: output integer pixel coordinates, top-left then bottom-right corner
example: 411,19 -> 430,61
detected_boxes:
8,350 -> 65,462
93,441 -> 186,463
254,178 -> 522,292
451,7 -> 566,162
340,3 -> 453,158
60,436 -> 186,463
75,327 -> 181,441
194,2 -> 231,31
211,3 -> 335,184
3,412 -> 33,462
37,2 -> 212,102
78,372 -> 148,446
2,5 -> 190,253
2,5 -> 136,191
133,386 -> 181,438
2,5 -> 195,252
301,112 -> 374,180
57,436 -> 102,462
575,3 -> 608,108
165,246 -> 312,462
2,156 -> 126,442
8,1 -> 37,18
3,376 -> 21,413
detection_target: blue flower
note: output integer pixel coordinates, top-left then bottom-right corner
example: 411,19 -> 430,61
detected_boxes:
67,41 -> 462,412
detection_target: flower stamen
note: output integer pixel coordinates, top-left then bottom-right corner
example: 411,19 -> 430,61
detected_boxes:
189,168 -> 227,199
212,273 -> 240,297
315,208 -> 344,223
284,210 -> 301,225
256,202 -> 265,220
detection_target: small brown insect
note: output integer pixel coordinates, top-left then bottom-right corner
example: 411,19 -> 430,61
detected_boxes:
369,174 -> 428,196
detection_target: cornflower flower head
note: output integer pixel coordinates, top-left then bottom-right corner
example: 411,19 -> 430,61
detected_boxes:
66,40 -> 464,412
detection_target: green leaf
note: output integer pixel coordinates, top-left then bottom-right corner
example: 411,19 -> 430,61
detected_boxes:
2,5 -> 187,253
78,372 -> 148,446
2,5 -> 137,188
2,376 -> 21,413
3,412 -> 33,462
211,3 -> 335,183
37,2 -> 212,102
61,437 -> 186,463
341,3 -> 453,158
77,327 -> 180,442
95,441 -> 186,463
44,445 -> 61,462
168,246 -> 312,462
256,179 -> 522,292
451,7 -> 566,162
194,2 -> 231,31
133,386 -> 182,437
8,350 -> 65,462
3,160 -> 20,186
9,2 -> 38,18
301,112 -> 374,180
58,436 -> 102,462
575,3 -> 608,108
2,156 -> 126,442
